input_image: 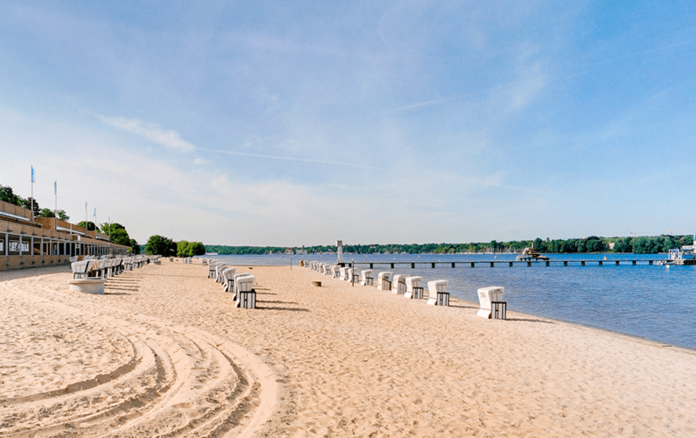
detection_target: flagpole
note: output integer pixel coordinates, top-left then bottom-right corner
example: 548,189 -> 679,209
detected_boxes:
30,166 -> 34,222
54,181 -> 57,230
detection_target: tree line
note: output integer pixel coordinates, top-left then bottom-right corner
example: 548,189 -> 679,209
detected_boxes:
145,235 -> 205,257
205,234 -> 694,256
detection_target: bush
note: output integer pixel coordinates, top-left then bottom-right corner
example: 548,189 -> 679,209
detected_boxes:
145,235 -> 177,256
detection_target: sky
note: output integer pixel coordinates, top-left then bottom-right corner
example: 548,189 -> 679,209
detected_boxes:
1,1 -> 695,246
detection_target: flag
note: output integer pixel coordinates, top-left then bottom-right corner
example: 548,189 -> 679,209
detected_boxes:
31,166 -> 35,183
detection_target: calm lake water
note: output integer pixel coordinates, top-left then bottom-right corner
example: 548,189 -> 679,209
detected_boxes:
205,253 -> 696,350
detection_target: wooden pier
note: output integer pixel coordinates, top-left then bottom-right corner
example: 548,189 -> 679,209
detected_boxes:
348,259 -> 659,269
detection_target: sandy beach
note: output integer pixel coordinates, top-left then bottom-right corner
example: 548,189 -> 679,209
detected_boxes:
1,261 -> 695,437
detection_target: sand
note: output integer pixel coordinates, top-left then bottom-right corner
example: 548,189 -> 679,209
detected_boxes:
1,261 -> 695,437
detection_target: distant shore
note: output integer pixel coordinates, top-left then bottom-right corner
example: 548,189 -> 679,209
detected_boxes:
2,262 -> 695,437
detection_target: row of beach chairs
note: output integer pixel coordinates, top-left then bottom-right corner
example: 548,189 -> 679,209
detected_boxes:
70,255 -> 158,279
204,259 -> 256,309
301,260 -> 450,306
301,260 -> 507,318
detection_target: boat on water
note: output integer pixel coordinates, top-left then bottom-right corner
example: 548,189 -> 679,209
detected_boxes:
516,246 -> 550,262
657,246 -> 696,266
657,234 -> 696,265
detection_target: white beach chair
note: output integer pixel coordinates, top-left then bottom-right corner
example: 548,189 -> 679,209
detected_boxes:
360,270 -> 373,286
332,265 -> 341,278
392,274 -> 408,294
476,286 -> 506,319
232,272 -> 251,300
216,264 -> 229,284
90,260 -> 106,278
71,261 -> 90,279
222,267 -> 237,292
346,267 -> 355,282
404,276 -> 423,299
377,272 -> 392,291
339,267 -> 348,281
235,275 -> 256,309
426,280 -> 449,306
323,264 -> 332,275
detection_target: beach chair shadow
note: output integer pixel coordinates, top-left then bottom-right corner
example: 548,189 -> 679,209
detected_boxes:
257,306 -> 309,312
449,303 -> 478,309
505,317 -> 554,324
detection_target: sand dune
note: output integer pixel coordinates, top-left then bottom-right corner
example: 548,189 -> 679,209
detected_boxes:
1,262 -> 695,437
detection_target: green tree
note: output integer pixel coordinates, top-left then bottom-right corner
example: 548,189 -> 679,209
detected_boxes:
613,237 -> 633,253
39,208 -> 55,218
584,236 -> 605,253
77,221 -> 97,231
177,240 -> 191,257
109,228 -> 132,247
146,235 -> 177,256
19,197 -> 41,217
130,239 -> 141,254
0,185 -> 22,205
190,242 -> 205,255
100,223 -> 126,234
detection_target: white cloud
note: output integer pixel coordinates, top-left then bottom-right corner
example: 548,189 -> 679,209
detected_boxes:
99,116 -> 195,152
193,157 -> 205,165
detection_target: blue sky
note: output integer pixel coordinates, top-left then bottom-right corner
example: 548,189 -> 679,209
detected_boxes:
1,1 -> 695,246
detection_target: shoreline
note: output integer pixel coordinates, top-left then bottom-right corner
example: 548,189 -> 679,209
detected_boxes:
2,262 -> 696,436
205,257 -> 696,352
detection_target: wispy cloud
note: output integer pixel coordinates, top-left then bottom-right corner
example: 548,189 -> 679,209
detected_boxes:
196,147 -> 380,170
100,116 -> 196,152
99,116 -> 379,170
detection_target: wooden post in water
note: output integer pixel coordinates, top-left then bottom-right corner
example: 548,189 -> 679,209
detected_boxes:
564,261 -> 568,266
616,260 -> 620,266
490,262 -> 494,267
527,261 -> 532,267
649,260 -> 653,265
452,262 -> 455,268
370,263 -> 373,269
509,261 -> 513,267
431,262 -> 435,268
470,262 -> 475,268
632,260 -> 636,265
581,261 -> 586,266
599,260 -> 603,266
546,261 -> 550,267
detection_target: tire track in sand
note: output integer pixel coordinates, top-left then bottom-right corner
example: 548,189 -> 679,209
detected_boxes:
0,274 -> 279,438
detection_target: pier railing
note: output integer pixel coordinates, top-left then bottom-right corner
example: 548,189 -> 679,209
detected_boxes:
348,260 -> 659,269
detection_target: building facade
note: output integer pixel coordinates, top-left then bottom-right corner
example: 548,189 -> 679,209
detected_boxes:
0,200 -> 129,271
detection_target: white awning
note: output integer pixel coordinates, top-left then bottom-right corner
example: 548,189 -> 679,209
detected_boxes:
56,226 -> 86,236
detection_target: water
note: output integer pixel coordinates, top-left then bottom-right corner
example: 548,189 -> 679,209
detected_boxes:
204,253 -> 696,350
